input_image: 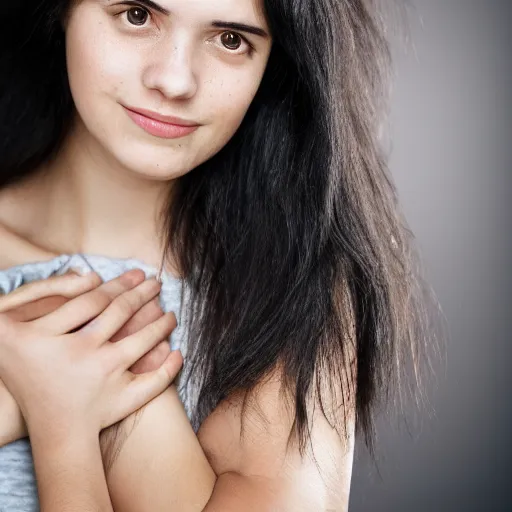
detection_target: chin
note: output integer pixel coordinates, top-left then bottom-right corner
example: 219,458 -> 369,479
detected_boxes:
127,162 -> 191,182
109,141 -> 195,182
121,156 -> 194,182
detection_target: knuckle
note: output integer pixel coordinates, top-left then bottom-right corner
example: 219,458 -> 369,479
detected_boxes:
142,302 -> 164,326
112,293 -> 137,317
96,277 -> 128,301
153,314 -> 174,339
120,345 -> 138,367
100,350 -> 119,374
87,289 -> 112,311
146,319 -> 162,339
142,317 -> 170,344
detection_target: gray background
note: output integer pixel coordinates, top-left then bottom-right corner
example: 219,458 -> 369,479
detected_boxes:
349,0 -> 511,510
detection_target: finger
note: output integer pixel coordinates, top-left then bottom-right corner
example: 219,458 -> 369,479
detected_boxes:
129,340 -> 171,374
3,270 -> 94,322
31,269 -> 147,335
110,297 -> 164,343
77,278 -> 162,344
5,296 -> 69,322
114,350 -> 183,424
113,312 -> 177,370
0,272 -> 102,313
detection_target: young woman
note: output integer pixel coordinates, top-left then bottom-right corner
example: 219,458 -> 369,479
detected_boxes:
0,0 -> 435,510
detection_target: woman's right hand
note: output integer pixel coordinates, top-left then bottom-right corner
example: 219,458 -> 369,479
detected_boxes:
0,270 -> 174,447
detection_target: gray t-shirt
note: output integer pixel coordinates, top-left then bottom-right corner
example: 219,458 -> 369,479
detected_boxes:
0,253 -> 191,511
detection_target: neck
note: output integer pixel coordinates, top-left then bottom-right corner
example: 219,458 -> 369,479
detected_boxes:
0,119 -> 174,271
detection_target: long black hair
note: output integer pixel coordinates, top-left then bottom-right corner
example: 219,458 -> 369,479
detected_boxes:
0,0 -> 438,457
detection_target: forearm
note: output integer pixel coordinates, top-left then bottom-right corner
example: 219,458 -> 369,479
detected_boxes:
105,385 -> 216,511
103,386 -> 312,512
30,428 -> 113,512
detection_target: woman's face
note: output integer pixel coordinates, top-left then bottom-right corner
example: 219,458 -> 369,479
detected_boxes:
64,0 -> 272,180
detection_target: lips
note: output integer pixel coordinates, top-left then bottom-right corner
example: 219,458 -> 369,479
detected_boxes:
122,105 -> 200,139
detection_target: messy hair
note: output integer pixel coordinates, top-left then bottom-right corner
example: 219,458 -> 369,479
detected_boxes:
0,0 -> 438,459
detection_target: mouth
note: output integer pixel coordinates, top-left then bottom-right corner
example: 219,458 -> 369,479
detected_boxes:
121,105 -> 200,140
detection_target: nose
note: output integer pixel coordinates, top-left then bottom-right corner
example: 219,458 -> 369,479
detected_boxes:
142,42 -> 198,100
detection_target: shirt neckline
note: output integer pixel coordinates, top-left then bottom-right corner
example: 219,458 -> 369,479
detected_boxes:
1,253 -> 183,285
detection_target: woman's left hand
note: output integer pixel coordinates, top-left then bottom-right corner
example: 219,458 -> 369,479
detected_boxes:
0,269 -> 183,444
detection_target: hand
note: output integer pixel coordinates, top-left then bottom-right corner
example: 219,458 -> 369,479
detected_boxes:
0,269 -> 183,446
0,270 -> 102,446
0,271 -> 173,447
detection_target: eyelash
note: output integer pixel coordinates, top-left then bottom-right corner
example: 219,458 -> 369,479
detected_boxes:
116,5 -> 255,56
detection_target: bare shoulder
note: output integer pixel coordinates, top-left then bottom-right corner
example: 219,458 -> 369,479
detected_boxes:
0,223 -> 56,271
197,366 -> 355,510
0,181 -> 58,270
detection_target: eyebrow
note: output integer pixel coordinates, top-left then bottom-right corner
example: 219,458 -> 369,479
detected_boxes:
211,21 -> 269,38
125,0 -> 170,15
122,0 -> 269,38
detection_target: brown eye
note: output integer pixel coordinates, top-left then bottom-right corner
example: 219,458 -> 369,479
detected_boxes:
220,32 -> 243,50
126,7 -> 149,26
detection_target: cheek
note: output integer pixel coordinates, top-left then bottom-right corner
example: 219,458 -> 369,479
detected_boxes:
200,72 -> 263,149
63,9 -> 269,178
65,16 -> 134,119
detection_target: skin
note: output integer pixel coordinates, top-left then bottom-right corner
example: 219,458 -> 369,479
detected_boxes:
0,270 -> 184,512
0,262 -> 354,510
0,262 -> 173,447
0,0 -> 355,509
0,0 -> 272,268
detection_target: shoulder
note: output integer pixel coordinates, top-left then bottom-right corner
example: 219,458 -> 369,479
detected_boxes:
0,179 -> 57,270
197,365 -> 355,510
0,184 -> 57,271
0,224 -> 57,271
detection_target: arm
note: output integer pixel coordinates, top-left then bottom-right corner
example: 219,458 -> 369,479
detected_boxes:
105,385 -> 217,511
106,369 -> 354,512
0,270 -> 182,511
29,428 -> 113,512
